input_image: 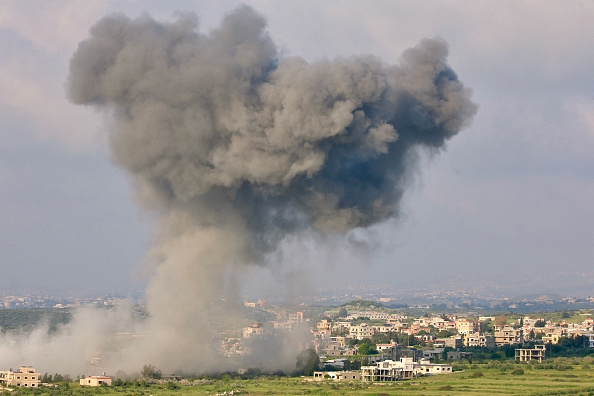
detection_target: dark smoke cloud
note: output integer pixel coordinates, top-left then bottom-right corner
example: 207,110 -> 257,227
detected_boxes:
66,5 -> 476,373
69,5 -> 476,247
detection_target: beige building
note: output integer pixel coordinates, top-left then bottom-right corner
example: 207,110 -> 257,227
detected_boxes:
515,345 -> 546,363
317,319 -> 332,331
0,366 -> 41,388
80,376 -> 112,386
542,334 -> 561,344
464,332 -> 495,347
495,327 -> 523,346
349,323 -> 376,340
455,320 -> 480,335
434,336 -> 463,349
313,371 -> 360,381
243,324 -> 264,338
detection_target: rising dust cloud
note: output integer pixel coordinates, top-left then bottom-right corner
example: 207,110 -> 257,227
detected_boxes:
0,5 -> 476,376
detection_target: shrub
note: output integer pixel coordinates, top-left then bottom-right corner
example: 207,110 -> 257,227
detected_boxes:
166,381 -> 179,390
471,371 -> 484,377
511,368 -> 524,375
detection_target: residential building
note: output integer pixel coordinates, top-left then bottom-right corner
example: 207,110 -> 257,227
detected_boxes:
447,351 -> 474,361
328,336 -> 348,348
243,324 -> 263,338
495,327 -> 523,346
375,341 -> 398,360
321,344 -> 356,357
0,366 -> 41,388
422,349 -> 444,361
317,319 -> 332,331
80,376 -> 112,386
272,321 -> 293,330
414,359 -> 453,376
464,332 -> 495,348
289,312 -> 304,323
313,371 -> 360,381
349,323 -> 376,340
361,358 -> 415,381
434,336 -> 463,349
455,320 -> 480,335
515,345 -> 546,363
542,334 -> 561,344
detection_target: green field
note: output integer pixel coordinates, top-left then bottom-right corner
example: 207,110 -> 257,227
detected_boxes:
3,360 -> 594,396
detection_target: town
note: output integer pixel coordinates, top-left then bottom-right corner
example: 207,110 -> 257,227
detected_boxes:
0,296 -> 593,394
237,300 -> 594,382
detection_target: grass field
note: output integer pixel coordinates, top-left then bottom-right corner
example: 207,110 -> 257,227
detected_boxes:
3,361 -> 593,396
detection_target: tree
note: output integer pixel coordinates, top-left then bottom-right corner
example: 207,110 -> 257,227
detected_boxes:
296,349 -> 319,376
337,307 -> 348,318
407,334 -> 416,346
358,343 -> 371,355
481,321 -> 494,334
331,327 -> 350,337
495,315 -> 508,327
534,320 -> 546,328
358,343 -> 378,356
437,330 -> 453,338
141,364 -> 162,379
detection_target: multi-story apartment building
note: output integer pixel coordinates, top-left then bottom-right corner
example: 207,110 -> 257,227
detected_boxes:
0,366 -> 41,388
455,320 -> 480,335
464,332 -> 496,348
515,345 -> 546,363
494,327 -> 523,346
361,358 -> 415,381
349,323 -> 376,340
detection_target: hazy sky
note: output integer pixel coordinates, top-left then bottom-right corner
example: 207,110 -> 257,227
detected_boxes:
1,1 -> 593,298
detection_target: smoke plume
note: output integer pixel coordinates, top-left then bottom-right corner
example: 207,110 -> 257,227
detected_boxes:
62,5 -> 477,373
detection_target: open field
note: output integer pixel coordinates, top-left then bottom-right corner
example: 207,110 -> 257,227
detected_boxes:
3,362 -> 593,396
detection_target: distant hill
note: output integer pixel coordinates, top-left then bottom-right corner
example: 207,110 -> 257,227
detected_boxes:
513,294 -> 565,302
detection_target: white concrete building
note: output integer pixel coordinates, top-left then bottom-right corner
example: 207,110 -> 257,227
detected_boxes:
414,359 -> 453,376
361,358 -> 415,381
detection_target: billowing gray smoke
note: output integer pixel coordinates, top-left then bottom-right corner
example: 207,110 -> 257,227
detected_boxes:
66,5 -> 476,372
